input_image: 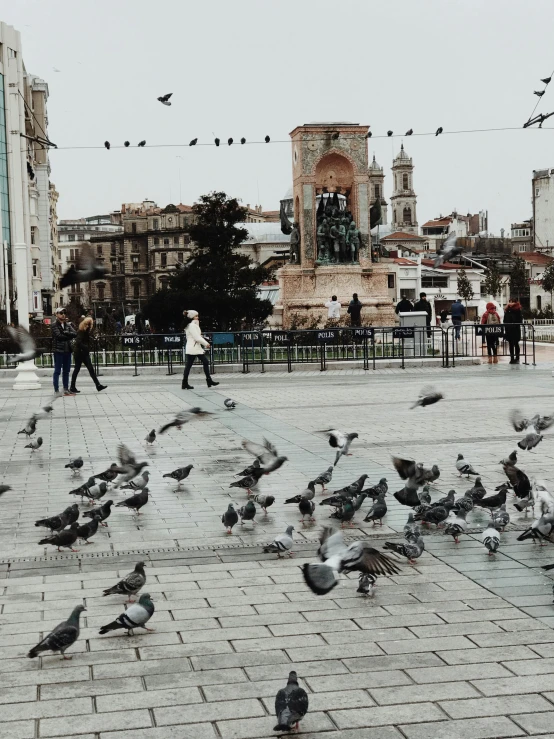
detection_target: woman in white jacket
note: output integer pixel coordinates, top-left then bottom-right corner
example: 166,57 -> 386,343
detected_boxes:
181,310 -> 219,390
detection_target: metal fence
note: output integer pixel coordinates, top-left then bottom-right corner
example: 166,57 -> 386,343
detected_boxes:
444,323 -> 535,367
0,324 -> 535,373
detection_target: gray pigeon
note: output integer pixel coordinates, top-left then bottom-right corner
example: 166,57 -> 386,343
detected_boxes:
418,485 -> 431,505
38,523 -> 80,552
65,457 -> 83,475
274,671 -> 309,733
99,593 -> 155,635
159,407 -> 213,434
453,491 -> 474,514
25,436 -> 43,452
144,429 -> 156,445
18,415 -> 37,436
8,325 -> 45,364
222,504 -> 239,534
35,503 -> 79,532
357,572 -> 375,596
363,477 -> 388,500
433,231 -> 462,268
482,524 -> 500,555
224,398 -> 237,409
239,500 -> 257,526
313,466 -> 333,491
28,605 -> 85,659
75,516 -> 100,544
229,468 -> 263,495
83,500 -> 113,527
299,498 -> 316,523
253,493 -> 275,513
492,504 -> 510,531
94,463 -> 119,483
444,509 -> 468,543
85,481 -> 108,504
285,481 -> 315,504
102,562 -> 146,601
121,471 -> 150,492
115,487 -> 149,515
317,429 -> 359,466
163,465 -> 193,488
59,243 -> 106,288
501,450 -> 518,467
263,526 -> 295,557
113,444 -> 149,488
69,477 -> 97,502
242,438 -> 288,475
411,386 -> 444,409
363,493 -> 387,526
456,454 -> 478,477
384,532 -> 425,563
236,459 -> 260,477
517,514 -> 554,545
415,504 -> 450,527
467,477 -> 487,502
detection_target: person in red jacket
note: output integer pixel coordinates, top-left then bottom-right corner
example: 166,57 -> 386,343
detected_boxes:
481,302 -> 501,364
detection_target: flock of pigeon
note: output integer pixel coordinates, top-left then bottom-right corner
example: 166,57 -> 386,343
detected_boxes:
11,381 -> 554,733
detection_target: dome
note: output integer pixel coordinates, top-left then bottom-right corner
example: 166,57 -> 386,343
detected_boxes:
393,144 -> 411,163
369,154 -> 383,172
283,186 -> 293,200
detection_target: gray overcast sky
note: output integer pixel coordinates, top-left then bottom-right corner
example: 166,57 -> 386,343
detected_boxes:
2,0 -> 553,232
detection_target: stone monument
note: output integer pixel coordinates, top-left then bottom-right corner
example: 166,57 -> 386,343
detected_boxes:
277,123 -> 395,327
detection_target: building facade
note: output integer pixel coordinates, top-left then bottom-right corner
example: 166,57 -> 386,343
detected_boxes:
390,145 -> 418,235
533,168 -> 554,251
368,155 -> 388,225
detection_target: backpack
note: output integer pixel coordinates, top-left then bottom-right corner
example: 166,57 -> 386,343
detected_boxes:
486,311 -> 500,325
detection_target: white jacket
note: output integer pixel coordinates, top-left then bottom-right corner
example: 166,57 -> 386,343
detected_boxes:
325,300 -> 341,319
185,320 -> 210,355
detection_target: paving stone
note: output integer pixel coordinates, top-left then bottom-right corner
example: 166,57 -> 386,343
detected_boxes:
510,712 -> 554,735
101,727 -> 217,739
439,693 -> 552,719
405,662 -> 514,684
39,708 -> 152,737
398,717 -> 525,739
370,681 -> 480,705
155,698 -> 266,726
329,702 -> 446,729
216,712 -> 334,738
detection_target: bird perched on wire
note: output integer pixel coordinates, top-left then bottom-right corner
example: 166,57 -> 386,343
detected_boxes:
313,466 -> 333,491
214,137 -> 220,146
60,243 -> 106,288
8,326 -> 45,364
26,437 -> 43,452
116,487 -> 149,515
224,398 -> 237,409
455,454 -> 479,478
302,526 -> 400,595
83,499 -> 113,527
159,407 -> 213,434
227,137 -> 233,146
163,465 -> 193,488
317,429 -> 359,466
104,141 -> 110,150
229,467 -> 264,495
534,90 -> 545,97
242,438 -> 288,475
124,141 -> 130,147
222,503 -> 239,534
510,409 -> 553,450
274,671 -> 309,733
189,138 -> 197,146
240,137 -> 246,144
144,430 -> 156,446
265,135 -> 270,143
405,128 -> 413,136
28,605 -> 85,660
157,93 -> 172,106
387,130 -> 393,136
35,503 -> 79,532
138,140 -> 146,147
65,457 -> 83,475
434,232 -> 462,268
264,525 -> 295,558
18,415 -> 37,437
113,444 -> 149,488
435,126 -> 443,136
411,386 -> 444,409
38,523 -> 80,552
102,562 -> 146,602
99,593 -> 155,636
253,492 -> 275,514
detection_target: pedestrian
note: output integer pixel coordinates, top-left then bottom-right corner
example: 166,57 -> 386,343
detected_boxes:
51,308 -> 77,396
181,310 -> 219,390
450,298 -> 466,340
481,301 -> 501,364
347,293 -> 362,326
115,320 -> 122,335
69,317 -> 107,393
504,296 -> 523,364
395,294 -> 413,314
413,292 -> 432,337
439,308 -> 449,329
325,295 -> 341,321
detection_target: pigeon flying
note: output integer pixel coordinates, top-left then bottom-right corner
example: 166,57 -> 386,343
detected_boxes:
318,429 -> 358,466
242,438 -> 288,474
411,385 -> 444,409
157,93 -> 173,105
434,231 -> 462,268
159,407 -> 213,434
8,326 -> 45,363
60,243 -> 106,288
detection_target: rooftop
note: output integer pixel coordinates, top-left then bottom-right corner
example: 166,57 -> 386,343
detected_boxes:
422,217 -> 452,228
518,251 -> 554,264
381,231 -> 425,241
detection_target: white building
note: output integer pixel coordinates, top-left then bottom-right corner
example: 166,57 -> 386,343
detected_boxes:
420,215 -> 469,253
533,168 -> 554,251
390,145 -> 418,235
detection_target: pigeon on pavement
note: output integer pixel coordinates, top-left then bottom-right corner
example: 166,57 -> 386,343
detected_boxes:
517,513 -> 554,545
224,398 -> 237,409
363,493 -> 387,526
263,525 -> 295,557
452,491 -> 474,514
313,466 -> 333,491
113,444 -> 149,488
222,504 -> 239,534
445,509 -> 468,543
274,671 -> 309,733
511,409 -> 554,450
392,456 -> 434,493
121,471 -> 149,492
60,243 -> 106,288
144,429 -> 156,446
411,386 -> 444,409
25,437 -> 43,452
299,498 -> 316,523
28,605 -> 85,659
456,454 -> 479,477
65,457 -> 83,475
414,504 -> 450,527
69,477 -> 97,502
253,493 -> 275,514
362,477 -> 388,500
478,488 -> 507,511
285,481 -> 315,504
116,487 -> 149,515
38,523 -> 80,552
492,504 -> 510,531
242,438 -> 288,474
357,572 -> 375,596
467,477 -> 487,502
418,485 -> 431,505
83,500 -> 113,527
75,516 -> 100,544
317,429 -> 358,466
239,500 -> 257,526
18,415 -> 37,436
99,593 -> 155,635
8,325 -> 46,363
159,407 -> 213,434
229,468 -> 264,495
384,534 -> 425,564
482,524 -> 500,555
94,463 -> 119,483
501,450 -> 518,467
35,504 -> 79,532
103,562 -> 146,601
236,459 -> 260,477
163,465 -> 193,488
432,490 -> 456,509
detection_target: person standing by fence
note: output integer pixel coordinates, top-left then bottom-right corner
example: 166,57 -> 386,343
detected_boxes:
181,310 -> 219,390
451,298 -> 466,340
51,308 -> 77,396
481,301 -> 501,364
504,297 -> 523,364
347,293 -> 362,326
70,317 -> 107,393
325,296 -> 341,322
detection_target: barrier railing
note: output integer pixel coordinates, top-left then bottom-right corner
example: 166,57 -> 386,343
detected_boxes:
444,322 -> 535,367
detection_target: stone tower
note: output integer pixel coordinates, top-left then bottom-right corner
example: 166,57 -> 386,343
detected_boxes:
390,144 -> 417,234
368,155 -> 388,225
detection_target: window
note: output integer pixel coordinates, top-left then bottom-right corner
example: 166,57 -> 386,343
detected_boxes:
387,274 -> 395,289
153,237 -> 159,245
131,222 -> 137,234
32,262 -> 38,278
98,284 -> 105,301
119,243 -> 124,255
78,233 -> 84,240
97,244 -> 103,256
402,173 -> 409,190
403,207 -> 411,224
132,241 -> 139,252
183,234 -> 191,245
160,279 -> 168,290
111,260 -> 117,274
374,184 -> 380,199
133,282 -> 140,299
110,243 -> 116,256
31,226 -> 36,245
178,251 -> 184,262
153,218 -> 159,230
132,257 -> 139,272
537,296 -> 542,310
163,237 -> 169,246
421,276 -> 448,288
161,253 -> 167,267
519,244 -> 526,252
68,234 -> 75,242
173,236 -> 179,245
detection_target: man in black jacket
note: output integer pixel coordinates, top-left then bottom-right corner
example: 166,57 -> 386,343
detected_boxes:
395,295 -> 414,315
347,293 -> 363,326
413,292 -> 433,337
51,308 -> 77,396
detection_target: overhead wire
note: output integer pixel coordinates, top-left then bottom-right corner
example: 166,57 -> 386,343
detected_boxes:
524,68 -> 554,126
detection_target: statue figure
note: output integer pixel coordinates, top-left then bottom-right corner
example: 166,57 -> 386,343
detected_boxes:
280,200 -> 293,236
346,221 -> 361,263
289,221 -> 301,264
329,220 -> 340,263
317,218 -> 330,262
338,219 -> 347,262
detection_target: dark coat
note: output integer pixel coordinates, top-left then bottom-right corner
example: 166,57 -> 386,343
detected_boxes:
74,327 -> 93,354
347,299 -> 362,320
504,305 -> 523,342
51,320 -> 76,353
413,299 -> 432,324
395,298 -> 413,315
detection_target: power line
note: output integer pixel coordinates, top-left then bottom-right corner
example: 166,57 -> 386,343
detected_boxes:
524,68 -> 554,126
18,89 -> 50,144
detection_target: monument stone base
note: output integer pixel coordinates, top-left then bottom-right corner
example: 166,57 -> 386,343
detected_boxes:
277,263 -> 395,328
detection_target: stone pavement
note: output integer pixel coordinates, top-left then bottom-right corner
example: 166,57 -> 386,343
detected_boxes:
2,363 -> 554,737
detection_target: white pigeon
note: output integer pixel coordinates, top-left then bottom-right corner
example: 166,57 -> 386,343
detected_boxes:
534,481 -> 554,517
263,526 -> 295,558
7,325 -> 45,363
455,454 -> 478,478
224,398 -> 237,409
317,429 -> 359,466
482,525 -> 500,555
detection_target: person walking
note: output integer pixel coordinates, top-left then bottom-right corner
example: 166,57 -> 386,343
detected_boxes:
51,308 -> 77,396
395,294 -> 413,314
69,317 -> 107,393
181,310 -> 219,390
413,292 -> 432,338
450,298 -> 466,340
347,293 -> 362,326
325,295 -> 341,321
481,301 -> 502,364
504,297 -> 523,364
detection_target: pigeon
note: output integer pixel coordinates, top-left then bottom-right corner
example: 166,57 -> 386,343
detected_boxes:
492,504 -> 510,532
83,500 -> 113,527
434,231 -> 462,268
69,476 -> 97,501
253,493 -> 275,513
517,514 -> 554,545
478,488 -> 507,511
121,471 -> 149,492
445,509 -> 468,543
542,77 -> 552,84
432,490 -> 456,509
274,671 -> 309,733
144,429 -> 156,446
405,128 -> 413,136
214,138 -> 220,146
392,457 -> 435,497
384,535 -> 425,564
482,524 -> 500,555
331,131 -> 340,139
35,504 -> 79,532
330,497 -> 365,528
333,474 -> 369,499
65,457 -> 83,475
394,487 -> 421,507
455,453 -> 479,477
415,505 -> 450,527
94,463 -> 119,483
103,562 -> 146,601
313,466 -> 333,491
104,141 -> 110,150
403,512 -> 417,539
367,131 -> 372,138
75,516 -> 100,544
60,243 -> 106,288
18,415 -> 37,436
510,410 -> 553,450
435,126 -> 443,136
302,526 -> 400,594
423,465 -> 441,484
534,482 -> 554,516
467,477 -> 487,502
387,130 -> 393,136
263,526 -> 295,557
28,605 -> 85,659
534,90 -> 545,97
240,137 -> 246,144
318,429 -> 358,466
222,504 -> 239,534
25,437 -> 43,452
157,93 -> 172,105
116,488 -> 149,515
99,593 -> 155,635
138,140 -> 146,147
8,326 -> 45,363
411,386 -> 444,409
242,438 -> 288,474
363,493 -> 387,526
501,450 -> 518,467
503,463 -> 531,498
418,485 -> 431,506
236,459 -> 261,477
362,477 -> 388,500
70,479 -> 107,505
163,465 -> 193,487
227,138 -> 233,146
453,491 -> 474,514
357,572 -> 375,596
224,398 -> 237,409
239,500 -> 257,526
299,498 -> 316,523
159,407 -> 213,434
113,444 -> 149,488
124,141 -> 130,147
514,491 -> 535,515
189,138 -> 197,146
285,481 -> 315,505
38,523 -> 80,552
265,135 -> 270,143
229,468 -> 263,495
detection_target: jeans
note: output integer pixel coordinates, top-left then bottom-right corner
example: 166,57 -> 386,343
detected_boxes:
485,334 -> 498,356
71,349 -> 100,389
53,352 -> 72,392
452,318 -> 462,339
182,353 -> 212,384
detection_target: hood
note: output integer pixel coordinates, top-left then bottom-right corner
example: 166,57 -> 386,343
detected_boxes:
486,302 -> 497,312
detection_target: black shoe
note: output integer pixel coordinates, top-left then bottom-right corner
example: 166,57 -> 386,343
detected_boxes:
182,383 -> 194,389
207,380 -> 219,387
96,384 -> 107,392
69,387 -> 80,393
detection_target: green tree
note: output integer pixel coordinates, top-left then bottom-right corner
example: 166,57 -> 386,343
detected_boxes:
142,192 -> 273,331
482,260 -> 502,298
509,256 -> 528,302
541,262 -> 554,311
457,268 -> 474,306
